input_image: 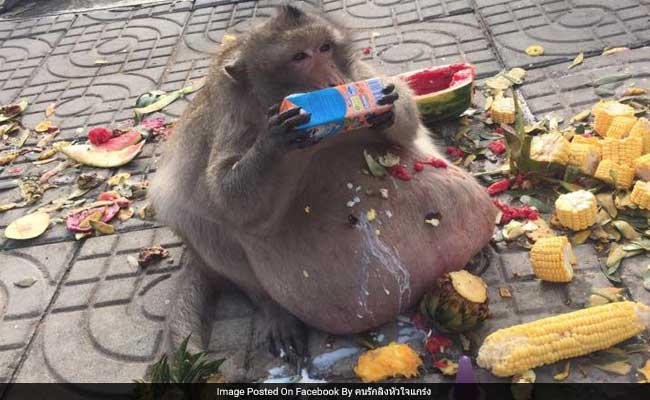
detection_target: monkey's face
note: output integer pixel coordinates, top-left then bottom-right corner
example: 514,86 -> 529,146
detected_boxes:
283,40 -> 347,90
228,6 -> 355,102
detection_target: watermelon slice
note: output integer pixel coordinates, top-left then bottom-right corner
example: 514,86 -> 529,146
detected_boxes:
54,140 -> 145,168
95,130 -> 142,151
399,63 -> 475,123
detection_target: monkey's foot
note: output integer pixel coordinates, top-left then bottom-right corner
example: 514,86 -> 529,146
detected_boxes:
253,306 -> 308,371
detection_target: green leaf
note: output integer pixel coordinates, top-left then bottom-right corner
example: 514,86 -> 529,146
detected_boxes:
519,195 -> 552,213
593,74 -> 631,87
134,80 -> 205,123
601,262 -> 622,283
363,150 -> 386,177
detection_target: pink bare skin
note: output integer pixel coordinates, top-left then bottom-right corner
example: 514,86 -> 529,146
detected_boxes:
150,5 -> 496,363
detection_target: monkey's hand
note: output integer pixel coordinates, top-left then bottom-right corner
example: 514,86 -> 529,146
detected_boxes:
266,104 -> 314,151
368,83 -> 398,130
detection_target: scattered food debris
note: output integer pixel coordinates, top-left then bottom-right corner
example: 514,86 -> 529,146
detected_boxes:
568,52 -> 584,69
138,245 -> 170,267
14,277 -> 37,288
525,45 -> 545,56
420,270 -> 489,333
4,212 -> 51,240
499,287 -> 512,298
354,342 -> 422,383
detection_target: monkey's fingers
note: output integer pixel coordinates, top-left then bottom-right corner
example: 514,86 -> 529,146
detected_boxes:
381,83 -> 395,94
368,110 -> 395,130
377,92 -> 399,106
281,111 -> 311,130
267,103 -> 280,117
268,107 -> 302,128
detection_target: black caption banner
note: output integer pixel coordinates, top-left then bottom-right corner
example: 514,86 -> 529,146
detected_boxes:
3,383 -> 650,400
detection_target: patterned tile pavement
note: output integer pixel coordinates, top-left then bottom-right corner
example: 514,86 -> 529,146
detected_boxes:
0,0 -> 649,390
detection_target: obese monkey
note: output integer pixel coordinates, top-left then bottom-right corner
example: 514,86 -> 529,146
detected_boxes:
149,5 -> 496,363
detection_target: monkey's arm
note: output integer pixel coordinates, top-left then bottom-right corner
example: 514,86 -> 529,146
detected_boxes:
205,109 -> 310,227
349,60 -> 422,146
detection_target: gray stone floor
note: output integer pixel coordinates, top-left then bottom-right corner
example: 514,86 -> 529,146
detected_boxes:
1,0 -> 650,392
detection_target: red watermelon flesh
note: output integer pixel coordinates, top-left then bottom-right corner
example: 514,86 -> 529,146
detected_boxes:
405,64 -> 475,96
95,130 -> 142,151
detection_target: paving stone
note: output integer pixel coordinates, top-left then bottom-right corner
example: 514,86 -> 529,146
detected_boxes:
499,249 -> 535,281
351,15 -> 502,78
0,31 -> 61,106
620,253 -> 650,304
0,13 -> 74,40
475,0 -> 650,68
0,242 -> 76,382
566,268 -> 614,309
511,280 -> 569,314
521,46 -> 650,119
15,243 -> 187,383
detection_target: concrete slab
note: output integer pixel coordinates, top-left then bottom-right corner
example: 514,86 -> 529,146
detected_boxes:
475,0 -> 650,68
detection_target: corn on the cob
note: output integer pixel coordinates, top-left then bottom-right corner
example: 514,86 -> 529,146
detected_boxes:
572,135 -> 600,147
600,136 -> 642,166
477,301 -> 650,377
555,190 -> 597,230
592,101 -> 635,136
634,154 -> 650,180
568,143 -> 601,175
629,117 -> 650,154
594,159 -> 635,189
631,181 -> 650,210
530,236 -> 575,282
605,115 -> 637,138
491,97 -> 515,124
530,133 -> 571,164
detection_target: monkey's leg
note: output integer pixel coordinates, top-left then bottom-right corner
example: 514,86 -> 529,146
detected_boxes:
164,250 -> 218,355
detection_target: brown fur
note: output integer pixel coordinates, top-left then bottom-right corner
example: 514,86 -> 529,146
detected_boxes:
150,5 -> 496,357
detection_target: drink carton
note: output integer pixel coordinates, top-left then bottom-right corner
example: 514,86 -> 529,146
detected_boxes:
279,78 -> 392,144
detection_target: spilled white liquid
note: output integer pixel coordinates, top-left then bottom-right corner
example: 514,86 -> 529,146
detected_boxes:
312,347 -> 360,371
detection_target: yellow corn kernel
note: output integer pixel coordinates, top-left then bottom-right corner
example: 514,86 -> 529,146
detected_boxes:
605,116 -> 637,138
594,159 -> 635,189
634,154 -> 650,181
592,101 -> 635,136
631,181 -> 650,210
530,133 -> 570,164
529,236 -> 575,282
491,97 -> 515,124
477,301 -> 650,377
568,143 -> 601,175
600,136 -> 642,166
555,190 -> 597,230
629,117 -> 650,154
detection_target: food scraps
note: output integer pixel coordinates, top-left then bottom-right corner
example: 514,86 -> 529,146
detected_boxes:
4,212 -> 51,240
138,245 -> 170,267
354,342 -> 422,383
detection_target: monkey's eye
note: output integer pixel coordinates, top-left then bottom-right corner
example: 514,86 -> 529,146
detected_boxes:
292,52 -> 308,62
319,43 -> 332,52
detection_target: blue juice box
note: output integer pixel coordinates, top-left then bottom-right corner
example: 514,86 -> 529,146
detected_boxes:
279,78 -> 392,143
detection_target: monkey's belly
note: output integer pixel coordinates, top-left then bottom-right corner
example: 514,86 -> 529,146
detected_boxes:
243,150 -> 496,334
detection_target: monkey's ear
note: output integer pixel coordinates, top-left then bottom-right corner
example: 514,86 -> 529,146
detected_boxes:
276,4 -> 305,24
222,55 -> 246,84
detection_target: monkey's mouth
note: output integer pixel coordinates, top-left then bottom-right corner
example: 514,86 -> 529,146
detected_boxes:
311,66 -> 347,89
